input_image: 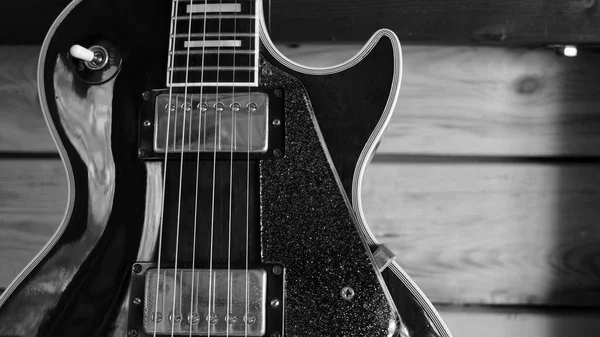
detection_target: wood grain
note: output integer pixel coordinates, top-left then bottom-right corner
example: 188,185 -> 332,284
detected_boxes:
0,160 -> 66,287
4,159 -> 600,306
3,0 -> 600,44
438,306 -> 600,337
0,46 -> 56,153
269,0 -> 600,44
6,45 -> 600,156
361,162 -> 600,306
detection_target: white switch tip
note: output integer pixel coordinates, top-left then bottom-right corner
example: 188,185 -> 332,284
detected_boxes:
70,45 -> 95,62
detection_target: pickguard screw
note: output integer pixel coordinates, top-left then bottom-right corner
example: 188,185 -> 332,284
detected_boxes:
138,149 -> 148,158
272,119 -> 281,127
262,67 -> 273,76
273,149 -> 282,158
270,298 -> 281,309
274,90 -> 282,97
127,329 -> 138,337
143,120 -> 151,127
142,91 -> 151,100
272,265 -> 282,275
132,264 -> 142,273
271,332 -> 281,337
133,297 -> 142,305
341,286 -> 355,301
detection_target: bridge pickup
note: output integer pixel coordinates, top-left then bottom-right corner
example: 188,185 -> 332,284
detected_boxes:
128,264 -> 285,336
138,89 -> 285,161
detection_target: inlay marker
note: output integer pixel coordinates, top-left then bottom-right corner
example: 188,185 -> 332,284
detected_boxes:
187,4 -> 242,13
184,40 -> 243,48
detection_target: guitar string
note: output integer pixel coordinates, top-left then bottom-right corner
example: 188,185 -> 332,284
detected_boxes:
245,1 -> 256,336
189,0 -> 209,334
225,0 -> 238,336
207,1 -> 225,335
153,0 -> 181,335
167,0 -> 197,334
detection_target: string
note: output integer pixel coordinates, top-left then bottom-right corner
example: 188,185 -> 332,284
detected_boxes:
189,0 -> 209,335
207,1 -> 225,335
169,0 -> 198,332
225,0 -> 239,336
245,1 -> 257,335
153,0 -> 181,335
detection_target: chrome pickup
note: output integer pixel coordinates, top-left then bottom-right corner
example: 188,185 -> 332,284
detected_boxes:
143,268 -> 267,336
154,92 -> 269,153
138,89 -> 285,160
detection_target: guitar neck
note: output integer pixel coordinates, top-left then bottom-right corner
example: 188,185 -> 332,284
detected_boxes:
167,0 -> 260,87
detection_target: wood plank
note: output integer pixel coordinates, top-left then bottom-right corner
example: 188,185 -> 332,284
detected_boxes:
0,160 -> 67,288
362,162 -> 600,306
3,1 -> 600,44
279,44 -> 600,157
4,159 -> 600,307
7,45 -> 600,156
0,46 -> 56,153
437,306 -> 600,337
270,0 -> 600,44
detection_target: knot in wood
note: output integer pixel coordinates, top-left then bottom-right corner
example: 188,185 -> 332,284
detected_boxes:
515,76 -> 543,95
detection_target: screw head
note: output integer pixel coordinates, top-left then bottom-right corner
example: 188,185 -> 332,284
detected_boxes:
271,332 -> 281,337
138,149 -> 148,158
142,92 -> 151,100
132,264 -> 142,273
341,286 -> 355,301
272,265 -> 282,275
133,297 -> 142,305
262,67 -> 273,76
274,90 -> 282,97
127,329 -> 138,336
143,120 -> 151,127
270,298 -> 281,309
273,149 -> 282,158
272,119 -> 281,127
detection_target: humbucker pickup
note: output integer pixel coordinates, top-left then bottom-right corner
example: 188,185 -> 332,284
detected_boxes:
128,264 -> 285,337
138,89 -> 285,160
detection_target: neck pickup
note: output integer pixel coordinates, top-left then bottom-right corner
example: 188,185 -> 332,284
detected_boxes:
138,89 -> 285,161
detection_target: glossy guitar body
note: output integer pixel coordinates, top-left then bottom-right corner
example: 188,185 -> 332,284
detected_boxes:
0,0 -> 451,336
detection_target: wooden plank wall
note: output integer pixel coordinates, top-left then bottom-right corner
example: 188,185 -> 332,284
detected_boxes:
3,0 -> 600,44
4,43 -> 600,334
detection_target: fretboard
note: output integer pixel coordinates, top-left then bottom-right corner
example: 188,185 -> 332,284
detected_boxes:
167,0 -> 259,87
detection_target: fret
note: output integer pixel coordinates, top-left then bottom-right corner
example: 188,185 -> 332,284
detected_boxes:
171,66 -> 255,71
176,14 -> 256,20
173,33 -> 256,38
172,50 -> 255,55
167,0 -> 259,87
170,70 -> 256,87
174,18 -> 255,35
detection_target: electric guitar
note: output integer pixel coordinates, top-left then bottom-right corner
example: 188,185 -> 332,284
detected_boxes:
0,1 -> 452,336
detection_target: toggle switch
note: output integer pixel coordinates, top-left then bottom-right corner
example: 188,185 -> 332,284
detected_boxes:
69,44 -> 109,70
69,44 -> 95,62
69,39 -> 122,85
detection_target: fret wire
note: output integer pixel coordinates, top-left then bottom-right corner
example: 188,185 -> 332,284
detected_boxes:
171,50 -> 255,55
173,33 -> 255,37
171,66 -> 255,71
175,14 -> 256,20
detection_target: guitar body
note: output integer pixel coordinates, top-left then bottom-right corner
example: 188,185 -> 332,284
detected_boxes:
0,1 -> 451,336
